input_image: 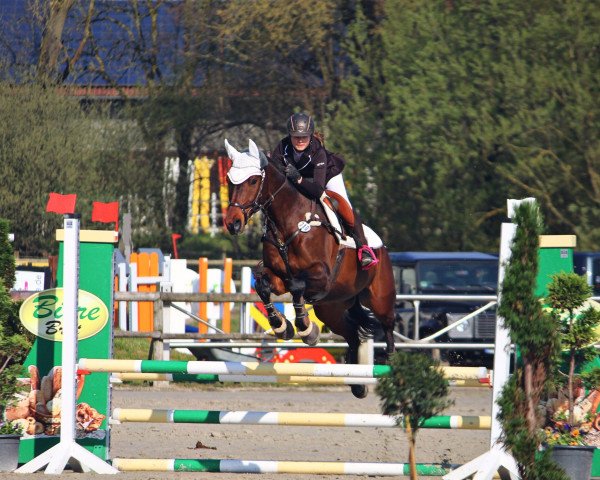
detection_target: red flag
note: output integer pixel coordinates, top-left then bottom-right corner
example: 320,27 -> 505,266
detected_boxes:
92,201 -> 119,230
46,192 -> 77,214
171,233 -> 182,259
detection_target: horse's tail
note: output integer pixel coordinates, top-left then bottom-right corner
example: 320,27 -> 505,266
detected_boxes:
345,298 -> 380,341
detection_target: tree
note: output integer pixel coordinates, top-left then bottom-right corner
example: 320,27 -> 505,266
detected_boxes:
376,351 -> 452,480
546,272 -> 600,426
0,220 -> 32,417
0,82 -> 131,255
0,1 -> 355,254
491,1 -> 600,249
0,220 -> 15,290
329,0 -> 600,251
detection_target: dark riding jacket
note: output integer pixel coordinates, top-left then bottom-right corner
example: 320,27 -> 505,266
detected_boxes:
270,136 -> 345,200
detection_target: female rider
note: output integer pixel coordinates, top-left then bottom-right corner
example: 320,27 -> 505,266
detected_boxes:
270,112 -> 377,270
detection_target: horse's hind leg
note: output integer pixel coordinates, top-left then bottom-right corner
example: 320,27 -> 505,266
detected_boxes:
253,266 -> 294,340
361,250 -> 397,360
287,277 -> 319,346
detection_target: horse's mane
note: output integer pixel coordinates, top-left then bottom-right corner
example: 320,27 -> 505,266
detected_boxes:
265,152 -> 286,176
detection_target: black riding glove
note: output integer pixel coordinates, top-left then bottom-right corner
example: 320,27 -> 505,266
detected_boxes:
284,164 -> 302,183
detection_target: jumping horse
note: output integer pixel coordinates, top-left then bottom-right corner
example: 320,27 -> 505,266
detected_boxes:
223,139 -> 396,398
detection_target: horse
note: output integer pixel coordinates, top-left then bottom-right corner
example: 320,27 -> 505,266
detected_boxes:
223,139 -> 396,398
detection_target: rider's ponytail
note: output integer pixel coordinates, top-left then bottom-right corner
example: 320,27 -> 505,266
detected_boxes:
313,130 -> 325,147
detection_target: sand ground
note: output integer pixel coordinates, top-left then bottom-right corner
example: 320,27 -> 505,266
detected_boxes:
0,383 -> 492,480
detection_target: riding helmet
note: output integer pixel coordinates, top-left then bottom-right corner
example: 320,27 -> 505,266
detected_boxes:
287,113 -> 314,137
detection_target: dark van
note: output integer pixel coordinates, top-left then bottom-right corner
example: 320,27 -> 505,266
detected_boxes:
389,252 -> 499,365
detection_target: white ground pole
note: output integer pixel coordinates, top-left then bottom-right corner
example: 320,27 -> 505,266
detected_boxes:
443,198 -> 536,480
16,215 -> 118,475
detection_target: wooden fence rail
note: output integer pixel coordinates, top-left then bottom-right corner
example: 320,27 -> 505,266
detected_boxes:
114,292 -> 292,303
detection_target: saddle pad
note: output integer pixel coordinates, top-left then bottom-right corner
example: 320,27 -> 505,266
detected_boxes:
319,196 -> 383,249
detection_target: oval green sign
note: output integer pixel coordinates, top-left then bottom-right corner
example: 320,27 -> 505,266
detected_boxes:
19,288 -> 109,341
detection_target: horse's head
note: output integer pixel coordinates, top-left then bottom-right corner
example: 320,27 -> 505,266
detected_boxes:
223,138 -> 268,235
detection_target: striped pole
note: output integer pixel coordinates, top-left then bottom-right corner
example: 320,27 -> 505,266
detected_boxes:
112,458 -> 451,476
112,408 -> 491,430
112,372 -> 490,387
80,359 -> 488,380
81,359 -> 390,377
112,372 -> 378,385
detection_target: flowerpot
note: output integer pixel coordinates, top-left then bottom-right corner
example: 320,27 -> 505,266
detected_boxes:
551,445 -> 595,480
0,434 -> 20,472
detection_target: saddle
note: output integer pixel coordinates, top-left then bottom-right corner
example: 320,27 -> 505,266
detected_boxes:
319,191 -> 384,250
321,190 -> 355,246
321,190 -> 355,233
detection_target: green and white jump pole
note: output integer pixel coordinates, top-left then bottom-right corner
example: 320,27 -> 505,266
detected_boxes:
80,358 -> 487,380
112,408 -> 492,430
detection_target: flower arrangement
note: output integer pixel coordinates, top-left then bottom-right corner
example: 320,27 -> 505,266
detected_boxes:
543,376 -> 600,447
543,424 -> 586,447
541,272 -> 600,447
544,410 -> 591,447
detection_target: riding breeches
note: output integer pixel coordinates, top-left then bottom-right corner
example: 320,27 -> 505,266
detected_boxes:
325,174 -> 352,208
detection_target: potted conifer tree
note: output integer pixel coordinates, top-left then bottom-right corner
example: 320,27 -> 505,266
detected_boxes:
495,201 -> 568,479
496,201 -> 599,480
376,351 -> 453,480
0,219 -> 30,471
543,272 -> 600,479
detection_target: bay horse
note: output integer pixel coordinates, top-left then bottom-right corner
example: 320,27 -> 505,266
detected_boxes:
223,139 -> 396,398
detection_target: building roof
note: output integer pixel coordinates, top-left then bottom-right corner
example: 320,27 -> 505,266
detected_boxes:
0,0 -> 186,89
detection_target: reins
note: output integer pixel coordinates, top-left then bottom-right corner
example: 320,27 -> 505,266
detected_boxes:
257,163 -> 344,282
228,168 -> 289,224
230,160 -> 343,284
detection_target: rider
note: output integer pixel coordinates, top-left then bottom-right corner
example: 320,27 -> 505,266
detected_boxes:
270,112 -> 378,270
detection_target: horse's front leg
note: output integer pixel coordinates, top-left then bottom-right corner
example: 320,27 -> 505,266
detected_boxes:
288,278 -> 320,346
253,265 -> 294,340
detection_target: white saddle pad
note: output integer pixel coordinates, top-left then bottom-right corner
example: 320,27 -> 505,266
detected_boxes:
321,200 -> 383,249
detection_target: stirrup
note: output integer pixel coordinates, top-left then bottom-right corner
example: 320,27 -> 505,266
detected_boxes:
358,245 -> 379,271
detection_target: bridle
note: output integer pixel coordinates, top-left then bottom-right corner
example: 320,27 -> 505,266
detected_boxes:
228,165 -> 287,224
229,161 -> 343,286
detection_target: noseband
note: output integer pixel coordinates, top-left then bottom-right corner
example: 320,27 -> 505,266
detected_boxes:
228,167 -> 287,223
228,170 -> 266,223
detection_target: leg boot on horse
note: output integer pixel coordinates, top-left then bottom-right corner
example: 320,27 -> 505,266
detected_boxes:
253,265 -> 295,340
288,277 -> 320,346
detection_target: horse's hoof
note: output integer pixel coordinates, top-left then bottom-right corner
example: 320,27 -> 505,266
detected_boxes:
272,317 -> 295,340
298,321 -> 320,346
351,385 -> 368,399
280,319 -> 295,340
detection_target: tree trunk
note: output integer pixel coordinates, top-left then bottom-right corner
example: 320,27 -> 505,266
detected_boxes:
37,0 -> 76,83
406,418 -> 418,480
174,127 -> 193,235
569,348 -> 576,425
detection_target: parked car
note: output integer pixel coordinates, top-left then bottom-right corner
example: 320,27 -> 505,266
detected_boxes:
388,251 -> 499,366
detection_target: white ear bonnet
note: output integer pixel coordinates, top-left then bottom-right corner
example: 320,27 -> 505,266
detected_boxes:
224,139 -> 265,184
